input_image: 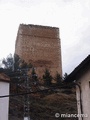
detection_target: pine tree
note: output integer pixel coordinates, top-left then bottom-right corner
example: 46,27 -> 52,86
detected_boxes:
43,69 -> 52,86
55,72 -> 62,85
31,68 -> 38,85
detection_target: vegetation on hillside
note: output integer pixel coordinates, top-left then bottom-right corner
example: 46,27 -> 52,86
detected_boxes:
0,54 -> 77,120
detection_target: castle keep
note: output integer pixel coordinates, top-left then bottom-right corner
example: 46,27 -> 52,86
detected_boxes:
15,24 -> 62,77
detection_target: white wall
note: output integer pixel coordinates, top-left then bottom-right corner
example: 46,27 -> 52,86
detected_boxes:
76,69 -> 90,120
0,81 -> 10,120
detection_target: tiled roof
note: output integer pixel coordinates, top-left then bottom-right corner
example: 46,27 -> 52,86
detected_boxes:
0,73 -> 10,82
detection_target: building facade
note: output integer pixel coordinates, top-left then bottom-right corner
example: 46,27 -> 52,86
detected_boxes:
65,55 -> 90,120
15,24 -> 62,77
0,73 -> 10,120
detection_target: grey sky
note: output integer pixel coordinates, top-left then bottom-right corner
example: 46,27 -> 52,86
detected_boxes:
0,0 -> 90,74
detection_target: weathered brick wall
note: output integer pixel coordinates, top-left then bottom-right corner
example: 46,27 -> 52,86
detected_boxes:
15,24 -> 62,78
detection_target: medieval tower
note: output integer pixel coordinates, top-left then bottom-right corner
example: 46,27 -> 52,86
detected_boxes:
15,24 -> 62,77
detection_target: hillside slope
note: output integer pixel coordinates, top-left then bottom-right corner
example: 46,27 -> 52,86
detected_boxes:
9,88 -> 77,120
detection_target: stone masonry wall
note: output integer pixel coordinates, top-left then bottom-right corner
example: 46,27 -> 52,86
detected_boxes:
15,24 -> 62,78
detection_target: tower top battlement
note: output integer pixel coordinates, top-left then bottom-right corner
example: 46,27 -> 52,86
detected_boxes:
18,24 -> 60,39
20,23 -> 59,29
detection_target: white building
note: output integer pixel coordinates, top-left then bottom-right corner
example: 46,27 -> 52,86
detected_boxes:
65,55 -> 90,120
0,73 -> 10,120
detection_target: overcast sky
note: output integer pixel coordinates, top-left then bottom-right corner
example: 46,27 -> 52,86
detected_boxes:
0,0 -> 90,74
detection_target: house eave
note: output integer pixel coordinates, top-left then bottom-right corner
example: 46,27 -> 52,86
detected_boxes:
65,55 -> 90,82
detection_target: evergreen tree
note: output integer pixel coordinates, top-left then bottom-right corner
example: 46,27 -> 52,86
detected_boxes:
14,54 -> 29,70
1,54 -> 30,93
31,68 -> 38,85
43,69 -> 52,86
55,72 -> 62,85
63,73 -> 68,80
2,53 -> 14,70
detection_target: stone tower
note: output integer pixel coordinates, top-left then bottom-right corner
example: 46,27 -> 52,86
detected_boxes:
15,24 -> 62,78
